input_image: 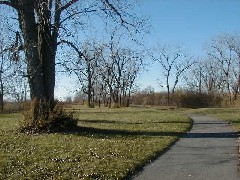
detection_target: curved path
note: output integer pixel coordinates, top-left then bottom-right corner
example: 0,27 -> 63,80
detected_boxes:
132,114 -> 240,180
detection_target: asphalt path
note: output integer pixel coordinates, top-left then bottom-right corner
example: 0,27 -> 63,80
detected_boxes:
132,114 -> 240,180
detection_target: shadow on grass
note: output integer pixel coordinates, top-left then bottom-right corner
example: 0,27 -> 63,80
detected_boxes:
79,119 -> 190,125
68,126 -> 185,137
65,125 -> 237,139
193,122 -> 230,125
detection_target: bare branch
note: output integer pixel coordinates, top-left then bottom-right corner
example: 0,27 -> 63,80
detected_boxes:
103,0 -> 123,21
102,0 -> 134,27
0,0 -> 17,9
58,39 -> 83,59
60,0 -> 79,12
60,8 -> 99,24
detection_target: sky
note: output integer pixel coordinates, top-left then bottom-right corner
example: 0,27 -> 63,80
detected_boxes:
55,0 -> 240,100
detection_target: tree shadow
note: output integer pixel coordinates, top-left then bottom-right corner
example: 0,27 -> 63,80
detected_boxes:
184,132 -> 237,138
79,119 -> 190,125
193,122 -> 230,125
64,125 -> 237,139
66,126 -> 185,137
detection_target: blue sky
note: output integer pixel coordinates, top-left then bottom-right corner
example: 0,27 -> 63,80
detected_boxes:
135,0 -> 240,92
140,0 -> 240,50
55,0 -> 240,99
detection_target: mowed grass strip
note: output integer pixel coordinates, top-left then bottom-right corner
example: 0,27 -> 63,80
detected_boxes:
0,107 -> 191,179
191,108 -> 240,132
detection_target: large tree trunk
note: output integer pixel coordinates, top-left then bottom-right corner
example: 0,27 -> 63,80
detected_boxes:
18,1 -> 44,124
17,0 -> 58,124
37,0 -> 56,110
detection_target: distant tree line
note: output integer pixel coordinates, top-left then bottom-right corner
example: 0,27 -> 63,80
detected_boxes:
131,87 -> 223,108
131,33 -> 240,108
186,34 -> 240,106
1,26 -> 240,110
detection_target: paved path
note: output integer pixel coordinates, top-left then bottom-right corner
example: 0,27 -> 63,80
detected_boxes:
132,114 -> 240,180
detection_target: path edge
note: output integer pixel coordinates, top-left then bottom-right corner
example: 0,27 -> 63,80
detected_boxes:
127,116 -> 194,180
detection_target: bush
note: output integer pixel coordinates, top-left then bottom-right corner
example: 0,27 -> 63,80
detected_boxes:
176,91 -> 223,108
20,100 -> 78,134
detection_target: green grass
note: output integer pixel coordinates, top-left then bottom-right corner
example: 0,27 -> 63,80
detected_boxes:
189,108 -> 240,132
0,107 -> 191,179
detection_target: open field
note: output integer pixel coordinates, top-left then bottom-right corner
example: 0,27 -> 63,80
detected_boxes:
0,107 -> 191,179
189,108 -> 240,132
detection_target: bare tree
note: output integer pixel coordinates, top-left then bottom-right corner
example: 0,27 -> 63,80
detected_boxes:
118,49 -> 144,107
0,36 -> 10,111
185,58 -> 222,94
172,59 -> 195,94
154,45 -> 193,105
99,40 -> 144,107
207,34 -> 240,103
0,0 -> 145,127
60,40 -> 104,108
0,31 -> 29,111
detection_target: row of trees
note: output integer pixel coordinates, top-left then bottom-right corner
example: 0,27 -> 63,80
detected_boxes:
131,87 -> 223,108
131,34 -> 240,108
1,32 -> 240,109
185,34 -> 240,105
59,38 -> 145,108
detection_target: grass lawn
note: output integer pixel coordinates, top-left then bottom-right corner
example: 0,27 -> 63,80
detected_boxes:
189,108 -> 240,132
0,107 -> 191,179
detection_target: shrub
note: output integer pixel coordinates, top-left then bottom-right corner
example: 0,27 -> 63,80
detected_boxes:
176,91 -> 223,108
20,100 -> 78,134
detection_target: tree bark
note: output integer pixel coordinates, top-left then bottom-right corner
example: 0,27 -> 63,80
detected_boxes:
16,0 -> 58,124
37,0 -> 56,109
